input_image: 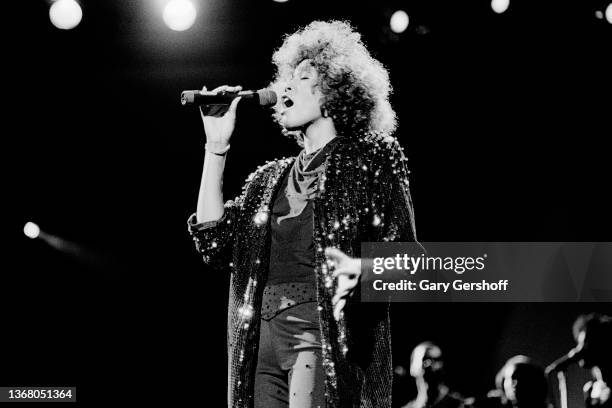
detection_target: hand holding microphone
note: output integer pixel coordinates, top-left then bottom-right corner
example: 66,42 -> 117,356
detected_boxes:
186,85 -> 278,156
198,85 -> 243,156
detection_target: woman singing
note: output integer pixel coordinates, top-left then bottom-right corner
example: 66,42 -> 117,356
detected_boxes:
188,20 -> 418,408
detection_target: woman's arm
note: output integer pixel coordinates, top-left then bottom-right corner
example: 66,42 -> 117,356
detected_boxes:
196,84 -> 242,223
188,85 -> 243,269
373,137 -> 418,243
196,151 -> 227,223
329,136 -> 419,319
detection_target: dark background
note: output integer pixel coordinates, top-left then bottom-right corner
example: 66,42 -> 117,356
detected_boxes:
5,0 -> 612,406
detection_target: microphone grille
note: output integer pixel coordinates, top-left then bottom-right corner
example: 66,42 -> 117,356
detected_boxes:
257,89 -> 277,107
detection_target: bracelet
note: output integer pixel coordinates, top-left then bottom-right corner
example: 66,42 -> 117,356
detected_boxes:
205,143 -> 230,156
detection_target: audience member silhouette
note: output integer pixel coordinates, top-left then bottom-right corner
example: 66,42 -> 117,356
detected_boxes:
402,342 -> 464,408
573,313 -> 612,408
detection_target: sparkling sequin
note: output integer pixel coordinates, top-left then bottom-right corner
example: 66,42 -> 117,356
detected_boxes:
238,305 -> 254,319
187,134 -> 417,408
253,211 -> 269,225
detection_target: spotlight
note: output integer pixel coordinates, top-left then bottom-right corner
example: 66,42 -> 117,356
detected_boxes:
24,222 -> 40,239
163,0 -> 197,31
49,0 -> 83,30
390,10 -> 409,34
491,0 -> 510,14
606,3 -> 612,24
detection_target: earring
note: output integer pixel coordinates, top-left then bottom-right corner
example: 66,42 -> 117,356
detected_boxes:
322,108 -> 329,118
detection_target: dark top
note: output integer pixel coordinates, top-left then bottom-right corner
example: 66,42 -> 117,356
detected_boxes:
267,168 -> 317,285
188,133 -> 417,408
267,137 -> 342,285
261,138 -> 342,320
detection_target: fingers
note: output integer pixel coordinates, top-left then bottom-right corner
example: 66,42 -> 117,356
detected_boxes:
199,85 -> 207,115
333,272 -> 358,320
325,247 -> 347,264
332,292 -> 346,306
332,268 -> 359,279
227,95 -> 242,115
333,277 -> 356,304
333,285 -> 353,303
334,299 -> 346,321
211,84 -> 243,93
199,85 -> 242,118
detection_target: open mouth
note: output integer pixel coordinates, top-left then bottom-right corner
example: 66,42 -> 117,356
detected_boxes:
281,95 -> 294,108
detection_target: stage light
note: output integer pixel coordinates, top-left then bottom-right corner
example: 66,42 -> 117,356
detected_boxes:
163,0 -> 197,31
24,222 -> 40,239
49,0 -> 83,30
390,10 -> 409,34
491,0 -> 510,14
606,3 -> 612,24
272,0 -> 289,2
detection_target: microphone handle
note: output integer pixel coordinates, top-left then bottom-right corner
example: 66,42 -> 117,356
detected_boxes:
181,90 -> 257,106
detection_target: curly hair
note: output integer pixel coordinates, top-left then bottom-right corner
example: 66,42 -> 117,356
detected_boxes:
270,20 -> 397,142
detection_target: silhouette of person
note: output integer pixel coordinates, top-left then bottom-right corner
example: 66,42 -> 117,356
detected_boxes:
573,313 -> 612,408
496,355 -> 549,408
402,342 -> 464,408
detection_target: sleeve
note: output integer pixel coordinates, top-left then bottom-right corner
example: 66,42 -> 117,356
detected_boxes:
187,199 -> 239,270
187,168 -> 261,271
372,136 -> 418,243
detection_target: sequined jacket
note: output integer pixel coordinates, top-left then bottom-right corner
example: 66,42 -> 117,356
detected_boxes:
188,134 -> 417,408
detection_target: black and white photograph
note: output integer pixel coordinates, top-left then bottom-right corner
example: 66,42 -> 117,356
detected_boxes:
5,0 -> 612,407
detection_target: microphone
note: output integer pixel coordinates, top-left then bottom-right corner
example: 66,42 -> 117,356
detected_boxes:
545,347 -> 583,375
180,88 -> 277,107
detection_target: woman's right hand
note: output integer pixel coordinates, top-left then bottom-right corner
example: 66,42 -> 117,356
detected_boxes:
200,85 -> 242,149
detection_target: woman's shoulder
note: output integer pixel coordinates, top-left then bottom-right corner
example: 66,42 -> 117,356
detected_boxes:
232,156 -> 296,206
337,132 -> 405,166
243,156 -> 296,185
365,132 -> 403,155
